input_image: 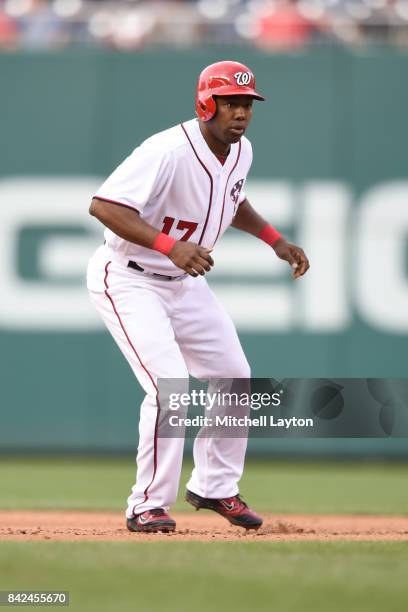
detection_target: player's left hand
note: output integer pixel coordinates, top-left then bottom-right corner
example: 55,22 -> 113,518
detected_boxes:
273,239 -> 310,279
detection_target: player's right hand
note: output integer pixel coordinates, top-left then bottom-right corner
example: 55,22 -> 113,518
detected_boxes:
168,242 -> 214,277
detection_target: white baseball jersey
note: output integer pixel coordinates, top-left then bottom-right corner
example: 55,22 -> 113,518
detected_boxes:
94,118 -> 253,275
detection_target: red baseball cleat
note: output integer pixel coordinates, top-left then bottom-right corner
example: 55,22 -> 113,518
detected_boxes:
126,508 -> 176,533
185,489 -> 263,530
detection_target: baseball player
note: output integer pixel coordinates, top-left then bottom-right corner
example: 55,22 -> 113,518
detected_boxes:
87,60 -> 309,533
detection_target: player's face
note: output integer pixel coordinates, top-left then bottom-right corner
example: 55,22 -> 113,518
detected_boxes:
212,95 -> 254,144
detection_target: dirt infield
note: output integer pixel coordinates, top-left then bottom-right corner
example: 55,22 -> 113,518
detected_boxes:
1,511 -> 408,542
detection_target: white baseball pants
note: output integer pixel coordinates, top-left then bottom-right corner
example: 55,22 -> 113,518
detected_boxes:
87,246 -> 250,517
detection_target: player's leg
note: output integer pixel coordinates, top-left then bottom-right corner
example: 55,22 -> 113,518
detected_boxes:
87,251 -> 188,518
172,276 -> 251,499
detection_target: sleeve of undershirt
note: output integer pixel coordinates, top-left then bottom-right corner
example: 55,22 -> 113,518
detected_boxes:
94,142 -> 170,213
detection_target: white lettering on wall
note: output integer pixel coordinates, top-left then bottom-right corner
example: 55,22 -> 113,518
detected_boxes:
0,177 -> 406,333
356,182 -> 408,332
0,177 -> 101,330
298,182 -> 352,331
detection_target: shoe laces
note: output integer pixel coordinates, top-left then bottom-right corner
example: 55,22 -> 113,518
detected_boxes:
138,508 -> 166,518
147,508 -> 167,516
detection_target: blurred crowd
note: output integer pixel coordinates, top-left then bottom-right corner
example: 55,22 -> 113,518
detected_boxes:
1,0 -> 408,51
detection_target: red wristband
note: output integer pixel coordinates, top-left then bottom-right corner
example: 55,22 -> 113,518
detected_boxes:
152,232 -> 177,256
258,224 -> 282,248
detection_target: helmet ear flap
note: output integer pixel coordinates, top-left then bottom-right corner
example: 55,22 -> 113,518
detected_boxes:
196,95 -> 217,121
196,94 -> 217,121
195,95 -> 206,121
204,95 -> 217,121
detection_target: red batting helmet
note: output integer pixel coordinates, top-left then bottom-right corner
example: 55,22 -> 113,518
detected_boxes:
195,60 -> 265,122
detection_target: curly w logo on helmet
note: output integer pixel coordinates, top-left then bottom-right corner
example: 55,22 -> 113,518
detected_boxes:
234,71 -> 252,86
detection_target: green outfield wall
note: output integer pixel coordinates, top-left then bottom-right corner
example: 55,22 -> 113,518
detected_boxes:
0,46 -> 407,454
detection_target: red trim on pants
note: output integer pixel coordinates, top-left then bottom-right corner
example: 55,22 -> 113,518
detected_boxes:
103,261 -> 160,514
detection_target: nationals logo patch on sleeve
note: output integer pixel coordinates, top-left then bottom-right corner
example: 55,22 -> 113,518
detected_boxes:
230,179 -> 245,205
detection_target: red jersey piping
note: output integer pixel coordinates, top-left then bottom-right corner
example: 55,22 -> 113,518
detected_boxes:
93,196 -> 140,214
213,140 -> 242,245
180,123 -> 213,246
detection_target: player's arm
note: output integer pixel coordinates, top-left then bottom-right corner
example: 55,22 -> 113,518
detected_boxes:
231,198 -> 309,279
89,198 -> 213,277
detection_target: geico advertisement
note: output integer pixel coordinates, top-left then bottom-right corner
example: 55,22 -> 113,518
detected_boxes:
0,177 -> 406,332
